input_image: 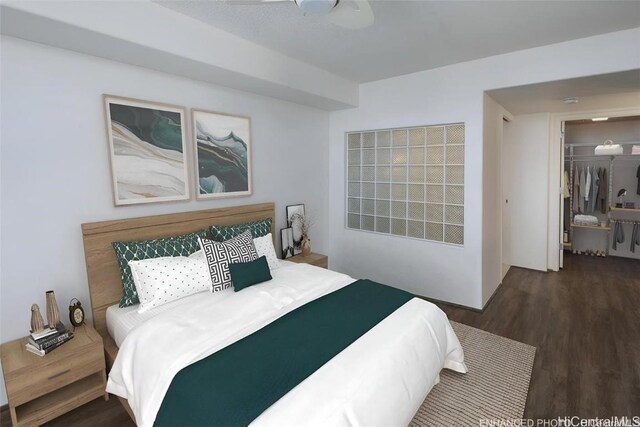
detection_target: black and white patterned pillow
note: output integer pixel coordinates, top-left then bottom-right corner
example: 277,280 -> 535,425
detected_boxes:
199,230 -> 258,292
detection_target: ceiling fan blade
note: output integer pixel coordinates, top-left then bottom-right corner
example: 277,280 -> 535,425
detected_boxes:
327,0 -> 374,29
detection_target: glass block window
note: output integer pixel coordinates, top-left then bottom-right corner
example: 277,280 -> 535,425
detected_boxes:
346,123 -> 464,245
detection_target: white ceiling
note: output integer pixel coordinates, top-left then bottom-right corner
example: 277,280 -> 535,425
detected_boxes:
487,70 -> 640,115
155,0 -> 640,83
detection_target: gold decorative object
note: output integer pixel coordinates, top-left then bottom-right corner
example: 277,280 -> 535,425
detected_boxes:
45,290 -> 61,327
30,304 -> 45,333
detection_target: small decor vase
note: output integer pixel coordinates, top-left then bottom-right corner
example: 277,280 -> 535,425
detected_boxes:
301,236 -> 311,257
30,304 -> 45,333
46,290 -> 61,328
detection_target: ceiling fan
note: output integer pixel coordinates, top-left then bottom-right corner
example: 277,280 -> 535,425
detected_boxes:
228,0 -> 375,29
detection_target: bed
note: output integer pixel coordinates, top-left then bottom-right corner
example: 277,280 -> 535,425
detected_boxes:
81,202 -> 467,426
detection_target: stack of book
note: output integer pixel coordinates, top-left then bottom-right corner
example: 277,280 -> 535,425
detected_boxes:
25,323 -> 74,356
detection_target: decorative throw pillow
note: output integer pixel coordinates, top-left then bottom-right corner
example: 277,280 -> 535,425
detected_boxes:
229,256 -> 272,292
129,250 -> 212,313
199,230 -> 259,292
253,233 -> 281,270
209,218 -> 272,242
113,230 -> 207,307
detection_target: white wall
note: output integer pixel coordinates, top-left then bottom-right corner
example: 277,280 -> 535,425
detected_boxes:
0,36 -> 330,404
329,28 -> 640,310
503,113 -> 551,271
330,77 -> 485,309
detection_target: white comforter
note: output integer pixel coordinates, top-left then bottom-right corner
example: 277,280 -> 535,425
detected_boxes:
107,263 -> 467,427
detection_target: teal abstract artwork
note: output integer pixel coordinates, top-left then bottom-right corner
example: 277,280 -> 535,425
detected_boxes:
193,110 -> 251,199
104,96 -> 189,205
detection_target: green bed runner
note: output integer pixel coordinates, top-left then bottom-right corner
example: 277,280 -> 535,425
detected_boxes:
154,279 -> 414,427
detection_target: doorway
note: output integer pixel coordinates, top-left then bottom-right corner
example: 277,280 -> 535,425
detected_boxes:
560,115 -> 640,264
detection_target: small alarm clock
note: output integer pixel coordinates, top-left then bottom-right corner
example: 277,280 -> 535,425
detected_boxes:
69,298 -> 85,327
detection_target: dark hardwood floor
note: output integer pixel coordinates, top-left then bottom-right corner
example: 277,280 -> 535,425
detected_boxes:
2,254 -> 638,425
437,254 -> 640,419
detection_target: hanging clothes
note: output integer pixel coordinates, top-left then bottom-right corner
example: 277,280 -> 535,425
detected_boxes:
613,221 -> 625,250
595,168 -> 603,212
631,223 -> 640,253
600,168 -> 608,214
563,170 -> 570,198
573,165 -> 580,212
584,166 -> 591,205
579,167 -> 586,213
589,168 -> 599,213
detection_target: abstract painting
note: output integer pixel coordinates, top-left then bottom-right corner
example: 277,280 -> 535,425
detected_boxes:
104,96 -> 189,206
192,110 -> 252,199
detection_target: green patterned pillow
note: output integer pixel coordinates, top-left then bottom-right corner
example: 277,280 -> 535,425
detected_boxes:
209,218 -> 272,242
113,230 -> 207,307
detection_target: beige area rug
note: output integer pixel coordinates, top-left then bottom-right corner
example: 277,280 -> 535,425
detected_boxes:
410,321 -> 536,427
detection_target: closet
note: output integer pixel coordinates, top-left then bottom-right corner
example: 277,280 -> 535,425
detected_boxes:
563,116 -> 640,260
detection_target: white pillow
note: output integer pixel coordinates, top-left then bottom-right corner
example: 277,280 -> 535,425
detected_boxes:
253,233 -> 281,271
129,250 -> 211,313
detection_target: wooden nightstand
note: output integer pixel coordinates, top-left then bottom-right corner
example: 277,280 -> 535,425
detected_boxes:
0,325 -> 108,427
288,252 -> 328,269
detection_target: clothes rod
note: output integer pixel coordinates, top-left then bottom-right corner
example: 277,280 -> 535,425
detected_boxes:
565,141 -> 640,148
566,155 -> 640,161
610,219 -> 639,224
567,155 -> 612,159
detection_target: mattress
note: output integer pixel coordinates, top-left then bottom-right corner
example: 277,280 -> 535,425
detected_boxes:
107,261 -> 467,427
106,261 -> 297,347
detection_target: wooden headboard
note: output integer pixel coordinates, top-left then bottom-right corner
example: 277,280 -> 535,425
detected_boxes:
81,202 -> 275,345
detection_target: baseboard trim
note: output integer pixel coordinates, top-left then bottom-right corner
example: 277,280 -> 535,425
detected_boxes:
481,280 -> 504,311
417,280 -> 505,314
417,295 -> 483,313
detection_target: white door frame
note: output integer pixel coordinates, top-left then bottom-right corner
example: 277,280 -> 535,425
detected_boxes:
559,120 -> 565,269
548,106 -> 640,271
501,112 -> 514,279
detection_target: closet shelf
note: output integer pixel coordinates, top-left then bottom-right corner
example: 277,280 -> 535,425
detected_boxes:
610,207 -> 640,213
570,223 -> 611,231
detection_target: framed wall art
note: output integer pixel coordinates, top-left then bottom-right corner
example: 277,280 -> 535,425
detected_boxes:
103,95 -> 190,206
192,109 -> 252,199
286,204 -> 305,255
280,228 -> 294,259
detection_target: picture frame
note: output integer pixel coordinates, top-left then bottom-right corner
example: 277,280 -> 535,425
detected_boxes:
103,95 -> 190,206
286,204 -> 305,255
192,109 -> 252,200
280,228 -> 295,259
